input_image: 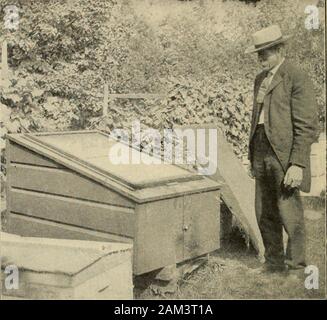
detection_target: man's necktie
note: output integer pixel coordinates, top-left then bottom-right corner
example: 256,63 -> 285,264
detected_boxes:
256,71 -> 273,104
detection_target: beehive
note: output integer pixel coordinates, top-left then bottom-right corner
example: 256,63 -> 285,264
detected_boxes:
1,232 -> 133,300
6,130 -> 220,275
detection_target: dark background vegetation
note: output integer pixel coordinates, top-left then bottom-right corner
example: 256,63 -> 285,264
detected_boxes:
0,0 -> 324,155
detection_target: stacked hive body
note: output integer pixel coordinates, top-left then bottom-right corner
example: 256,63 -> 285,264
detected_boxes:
1,232 -> 133,300
6,131 -> 221,275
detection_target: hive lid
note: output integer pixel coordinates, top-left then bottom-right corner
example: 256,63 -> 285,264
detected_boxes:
24,131 -> 201,189
1,232 -> 132,276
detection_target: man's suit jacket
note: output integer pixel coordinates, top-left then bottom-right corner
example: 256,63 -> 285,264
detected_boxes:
248,60 -> 319,192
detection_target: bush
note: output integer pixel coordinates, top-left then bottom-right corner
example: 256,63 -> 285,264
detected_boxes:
0,0 -> 325,169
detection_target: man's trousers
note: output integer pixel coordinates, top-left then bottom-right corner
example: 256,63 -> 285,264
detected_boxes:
252,124 -> 306,269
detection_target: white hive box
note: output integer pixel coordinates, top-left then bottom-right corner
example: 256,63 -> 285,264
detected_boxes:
1,232 -> 133,300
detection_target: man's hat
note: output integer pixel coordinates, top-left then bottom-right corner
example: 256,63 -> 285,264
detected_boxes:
245,25 -> 292,54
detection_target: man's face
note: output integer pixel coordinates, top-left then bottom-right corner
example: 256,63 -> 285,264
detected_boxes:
257,47 -> 280,71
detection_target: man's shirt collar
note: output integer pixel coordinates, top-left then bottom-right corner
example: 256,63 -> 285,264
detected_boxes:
268,57 -> 285,76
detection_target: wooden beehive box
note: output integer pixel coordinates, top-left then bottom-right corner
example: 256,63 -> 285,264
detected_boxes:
6,130 -> 221,275
1,232 -> 133,300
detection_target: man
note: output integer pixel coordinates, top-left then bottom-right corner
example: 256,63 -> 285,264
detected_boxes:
246,25 -> 319,274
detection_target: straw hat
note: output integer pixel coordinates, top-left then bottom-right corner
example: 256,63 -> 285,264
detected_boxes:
245,25 -> 292,54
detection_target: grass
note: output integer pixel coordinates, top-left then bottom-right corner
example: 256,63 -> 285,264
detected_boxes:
135,204 -> 326,300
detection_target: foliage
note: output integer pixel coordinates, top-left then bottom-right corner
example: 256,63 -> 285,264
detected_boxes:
0,0 -> 325,174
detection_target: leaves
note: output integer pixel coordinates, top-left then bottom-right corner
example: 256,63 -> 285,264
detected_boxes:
0,0 -> 324,169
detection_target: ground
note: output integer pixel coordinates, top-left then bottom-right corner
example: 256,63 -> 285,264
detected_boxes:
1,192 -> 325,299
135,202 -> 326,299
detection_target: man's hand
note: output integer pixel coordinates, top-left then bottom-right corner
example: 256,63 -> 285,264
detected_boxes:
283,165 -> 303,189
